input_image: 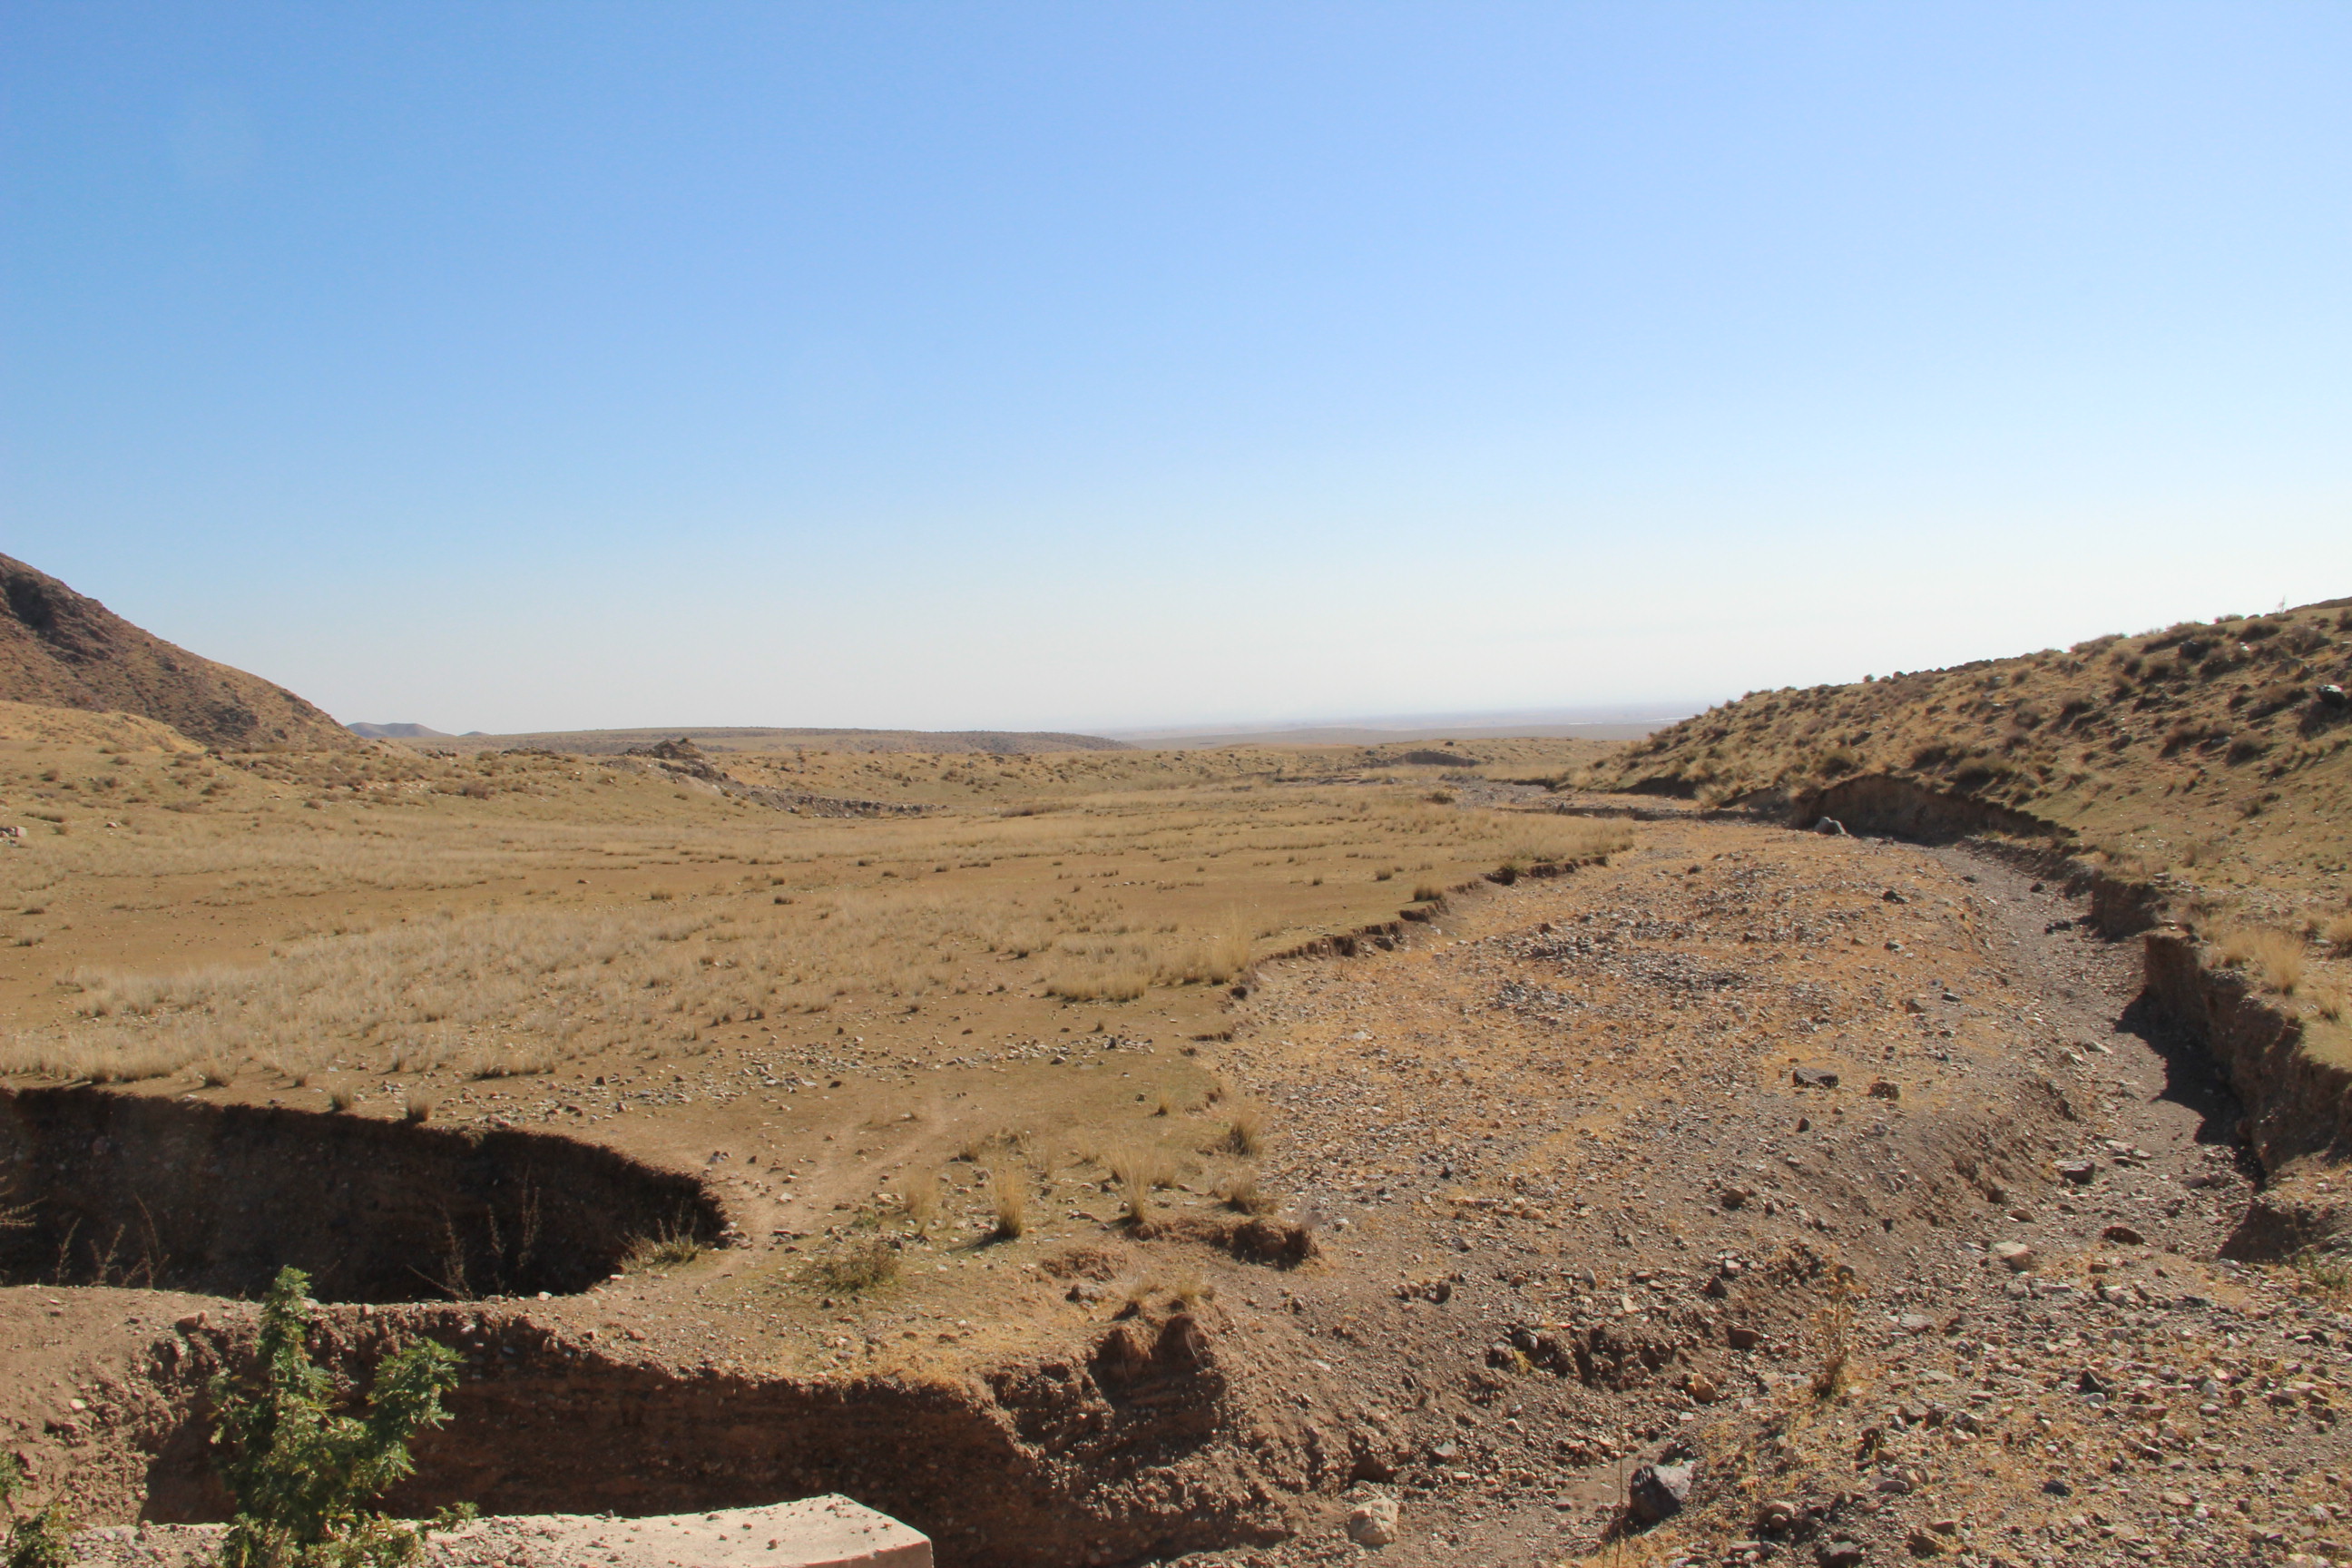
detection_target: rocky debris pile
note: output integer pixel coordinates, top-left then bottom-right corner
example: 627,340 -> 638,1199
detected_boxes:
620,737 -> 926,817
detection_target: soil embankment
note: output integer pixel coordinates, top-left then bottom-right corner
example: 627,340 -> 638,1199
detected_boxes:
0,1091 -> 725,1300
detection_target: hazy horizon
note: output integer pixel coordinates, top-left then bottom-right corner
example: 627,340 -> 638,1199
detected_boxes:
6,4 -> 2347,734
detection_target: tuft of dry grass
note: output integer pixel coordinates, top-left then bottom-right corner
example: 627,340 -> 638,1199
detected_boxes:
896,1173 -> 938,1236
325,1083 -> 356,1113
1809,1274 -> 1857,1402
1108,1145 -> 1174,1224
1219,1174 -> 1278,1215
2323,912 -> 2352,950
2220,926 -> 2307,994
982,1153 -> 1027,1239
1216,1106 -> 1265,1158
463,1044 -> 557,1080
401,1085 -> 438,1123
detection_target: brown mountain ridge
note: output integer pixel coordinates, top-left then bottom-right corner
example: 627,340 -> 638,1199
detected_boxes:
0,554 -> 350,750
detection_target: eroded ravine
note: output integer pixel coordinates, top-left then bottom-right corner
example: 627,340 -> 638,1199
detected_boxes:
5,815 -> 2343,1568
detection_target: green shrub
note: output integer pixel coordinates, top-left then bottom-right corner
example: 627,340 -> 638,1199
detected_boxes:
0,1455 -> 73,1568
811,1239 -> 899,1293
209,1267 -> 474,1568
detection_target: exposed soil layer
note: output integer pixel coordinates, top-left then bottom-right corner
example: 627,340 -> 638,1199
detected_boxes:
119,1299 -> 1291,1568
1794,773 -> 2069,845
0,1088 -> 725,1301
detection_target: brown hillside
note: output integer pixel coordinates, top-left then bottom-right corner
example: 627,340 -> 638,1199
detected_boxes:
1587,594 -> 2352,927
0,554 -> 350,750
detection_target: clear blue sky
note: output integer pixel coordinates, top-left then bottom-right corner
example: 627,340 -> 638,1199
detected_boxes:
4,3 -> 2347,733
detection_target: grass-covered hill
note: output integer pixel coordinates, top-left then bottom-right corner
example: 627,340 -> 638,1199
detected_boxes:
1587,595 -> 2352,930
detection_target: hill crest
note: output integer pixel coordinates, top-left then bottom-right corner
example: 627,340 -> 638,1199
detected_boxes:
0,554 -> 351,750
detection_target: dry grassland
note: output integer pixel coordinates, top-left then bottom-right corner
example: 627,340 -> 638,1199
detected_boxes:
0,730 -> 1618,1156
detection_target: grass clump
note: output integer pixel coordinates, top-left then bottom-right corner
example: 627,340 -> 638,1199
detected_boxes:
208,1266 -> 474,1568
813,1239 -> 900,1294
1219,1174 -> 1278,1216
1109,1146 -> 1174,1225
1808,1268 -> 1860,1404
1216,1107 -> 1265,1158
982,1153 -> 1028,1239
2220,926 -> 2306,994
894,1173 -> 938,1236
622,1222 -> 703,1272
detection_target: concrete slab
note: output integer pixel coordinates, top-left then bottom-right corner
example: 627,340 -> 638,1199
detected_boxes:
74,1497 -> 931,1568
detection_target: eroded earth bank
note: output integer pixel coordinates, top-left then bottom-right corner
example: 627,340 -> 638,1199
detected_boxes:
9,808 -> 2352,1568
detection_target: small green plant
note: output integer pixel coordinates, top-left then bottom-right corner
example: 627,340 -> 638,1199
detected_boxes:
0,1454 -> 73,1568
208,1267 -> 474,1568
811,1238 -> 900,1294
622,1222 -> 702,1272
2293,1247 -> 2352,1301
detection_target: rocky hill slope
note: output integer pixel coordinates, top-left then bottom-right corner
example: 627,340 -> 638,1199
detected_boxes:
0,554 -> 349,750
1589,595 -> 2352,929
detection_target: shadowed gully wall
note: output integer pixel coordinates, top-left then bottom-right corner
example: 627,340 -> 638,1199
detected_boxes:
0,1088 -> 724,1301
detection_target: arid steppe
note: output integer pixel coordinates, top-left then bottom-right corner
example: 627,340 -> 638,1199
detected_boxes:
5,600 -> 2352,1568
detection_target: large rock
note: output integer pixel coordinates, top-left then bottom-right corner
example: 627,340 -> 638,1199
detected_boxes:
1345,1495 -> 1400,1547
1628,1461 -> 1693,1523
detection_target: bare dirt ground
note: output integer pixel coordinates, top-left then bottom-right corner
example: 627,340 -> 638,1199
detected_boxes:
6,746 -> 2351,1568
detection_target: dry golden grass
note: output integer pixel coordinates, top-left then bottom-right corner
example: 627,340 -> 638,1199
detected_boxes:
1218,1174 -> 1277,1215
2220,926 -> 2308,994
895,1173 -> 939,1237
1587,595 -> 2352,939
623,1223 -> 705,1272
2324,912 -> 2352,950
981,1152 -> 1028,1240
809,1238 -> 898,1294
1218,1106 -> 1266,1158
3,740 -> 1621,1090
1108,1145 -> 1175,1224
